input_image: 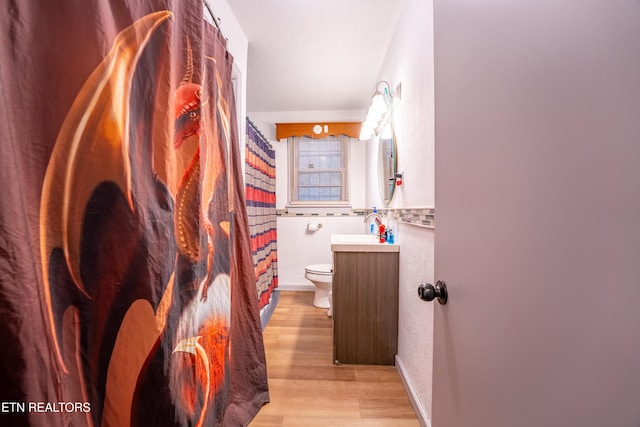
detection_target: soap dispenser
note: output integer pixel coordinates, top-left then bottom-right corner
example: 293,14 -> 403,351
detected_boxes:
369,207 -> 378,235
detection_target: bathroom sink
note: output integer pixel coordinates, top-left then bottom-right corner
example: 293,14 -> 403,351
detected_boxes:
330,234 -> 399,253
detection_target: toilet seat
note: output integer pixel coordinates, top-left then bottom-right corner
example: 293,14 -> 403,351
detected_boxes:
305,264 -> 333,275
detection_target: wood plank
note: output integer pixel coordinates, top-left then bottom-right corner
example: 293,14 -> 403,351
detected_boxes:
281,417 -> 420,427
275,122 -> 361,140
249,291 -> 418,426
359,398 -> 419,419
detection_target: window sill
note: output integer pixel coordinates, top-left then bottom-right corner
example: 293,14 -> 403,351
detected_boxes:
285,203 -> 352,215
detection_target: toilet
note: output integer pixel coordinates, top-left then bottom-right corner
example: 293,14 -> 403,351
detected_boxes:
304,264 -> 333,315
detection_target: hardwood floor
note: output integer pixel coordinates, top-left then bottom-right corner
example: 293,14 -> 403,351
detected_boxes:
249,291 -> 420,427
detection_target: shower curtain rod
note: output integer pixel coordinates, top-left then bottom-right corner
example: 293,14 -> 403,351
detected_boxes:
247,117 -> 273,149
203,1 -> 226,40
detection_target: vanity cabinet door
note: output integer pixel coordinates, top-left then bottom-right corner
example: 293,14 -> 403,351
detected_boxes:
332,251 -> 399,365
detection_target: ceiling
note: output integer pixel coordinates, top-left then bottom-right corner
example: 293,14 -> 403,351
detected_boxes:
225,0 -> 406,113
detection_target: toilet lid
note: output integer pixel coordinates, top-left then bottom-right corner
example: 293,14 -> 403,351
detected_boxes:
305,264 -> 333,275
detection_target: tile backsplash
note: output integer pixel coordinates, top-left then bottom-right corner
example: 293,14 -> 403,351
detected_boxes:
276,207 -> 435,229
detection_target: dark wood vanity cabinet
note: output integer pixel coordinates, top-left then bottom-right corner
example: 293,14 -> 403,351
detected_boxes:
332,251 -> 399,365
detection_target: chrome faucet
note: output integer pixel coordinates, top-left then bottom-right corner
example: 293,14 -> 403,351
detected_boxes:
363,212 -> 382,225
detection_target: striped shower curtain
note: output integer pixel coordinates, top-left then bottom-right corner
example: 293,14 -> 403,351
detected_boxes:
245,119 -> 279,309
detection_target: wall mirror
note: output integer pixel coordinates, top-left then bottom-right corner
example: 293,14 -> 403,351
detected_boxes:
378,123 -> 397,206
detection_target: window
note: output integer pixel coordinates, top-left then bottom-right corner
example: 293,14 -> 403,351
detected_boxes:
288,135 -> 350,205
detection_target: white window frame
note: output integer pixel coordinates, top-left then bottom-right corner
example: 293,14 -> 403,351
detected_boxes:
287,135 -> 351,209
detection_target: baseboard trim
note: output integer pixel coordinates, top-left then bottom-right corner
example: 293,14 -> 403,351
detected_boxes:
277,283 -> 315,292
396,354 -> 432,427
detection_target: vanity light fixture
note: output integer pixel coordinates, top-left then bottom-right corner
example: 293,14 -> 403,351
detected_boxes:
359,81 -> 401,140
380,122 -> 393,140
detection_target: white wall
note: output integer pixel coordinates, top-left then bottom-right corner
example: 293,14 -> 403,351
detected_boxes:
275,216 -> 367,289
249,110 -> 368,289
204,0 -> 248,162
367,0 -> 436,424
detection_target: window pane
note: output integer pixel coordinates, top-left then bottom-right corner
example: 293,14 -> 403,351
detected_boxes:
310,156 -> 320,168
319,155 -> 330,168
298,187 -> 310,200
299,140 -> 311,152
299,173 -> 310,185
309,173 -> 319,185
319,172 -> 331,185
320,187 -> 331,198
331,172 -> 341,185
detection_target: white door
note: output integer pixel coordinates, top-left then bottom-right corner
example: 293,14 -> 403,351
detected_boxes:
432,1 -> 640,426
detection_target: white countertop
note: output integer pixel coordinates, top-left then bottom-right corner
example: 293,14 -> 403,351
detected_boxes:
330,234 -> 400,253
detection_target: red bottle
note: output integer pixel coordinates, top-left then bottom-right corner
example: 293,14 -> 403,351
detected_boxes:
378,224 -> 386,243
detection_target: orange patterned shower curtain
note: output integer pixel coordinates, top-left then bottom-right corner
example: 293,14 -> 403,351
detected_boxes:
0,1 -> 268,426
